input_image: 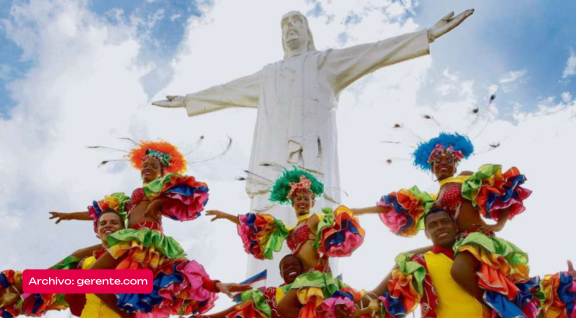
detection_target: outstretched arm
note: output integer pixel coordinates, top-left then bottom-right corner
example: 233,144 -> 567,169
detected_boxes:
323,9 -> 473,93
206,210 -> 240,225
351,205 -> 390,216
49,211 -> 92,224
152,70 -> 262,117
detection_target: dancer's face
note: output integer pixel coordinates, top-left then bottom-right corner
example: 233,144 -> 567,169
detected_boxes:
98,213 -> 124,247
425,210 -> 458,248
280,255 -> 305,284
291,189 -> 315,216
432,153 -> 457,181
141,157 -> 163,183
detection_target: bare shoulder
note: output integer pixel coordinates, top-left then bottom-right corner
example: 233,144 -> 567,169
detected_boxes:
459,171 -> 474,176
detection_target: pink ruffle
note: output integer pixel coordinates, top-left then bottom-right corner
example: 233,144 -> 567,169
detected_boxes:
320,296 -> 355,318
378,210 -> 408,235
162,191 -> 209,221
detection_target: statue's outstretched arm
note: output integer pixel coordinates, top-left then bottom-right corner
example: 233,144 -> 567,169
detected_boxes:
324,9 -> 473,93
152,70 -> 262,117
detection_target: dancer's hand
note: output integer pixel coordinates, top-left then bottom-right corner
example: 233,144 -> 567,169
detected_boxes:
206,210 -> 239,225
49,212 -> 72,224
477,223 -> 504,235
215,282 -> 250,297
568,260 -> 576,281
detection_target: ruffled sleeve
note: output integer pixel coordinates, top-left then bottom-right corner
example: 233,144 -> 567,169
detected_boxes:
237,213 -> 289,260
377,253 -> 427,317
226,289 -> 272,318
288,271 -> 349,318
144,173 -> 209,221
320,287 -> 363,318
540,272 -> 576,318
315,206 -> 365,257
462,164 -> 532,221
87,192 -> 130,233
377,186 -> 434,237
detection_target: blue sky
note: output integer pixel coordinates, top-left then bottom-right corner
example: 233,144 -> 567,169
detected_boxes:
1,0 -> 574,118
0,0 -> 201,117
1,2 -> 575,316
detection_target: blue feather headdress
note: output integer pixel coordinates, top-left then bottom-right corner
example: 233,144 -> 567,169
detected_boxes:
412,133 -> 474,171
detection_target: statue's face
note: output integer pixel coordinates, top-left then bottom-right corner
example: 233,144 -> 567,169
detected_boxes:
281,11 -> 309,51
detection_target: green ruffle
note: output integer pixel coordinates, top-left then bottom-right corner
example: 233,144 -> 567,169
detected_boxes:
394,253 -> 427,295
288,271 -> 348,298
453,232 -> 529,266
106,228 -> 186,259
143,173 -> 179,197
239,289 -> 272,318
461,164 -> 502,203
409,186 -> 435,231
52,256 -> 82,270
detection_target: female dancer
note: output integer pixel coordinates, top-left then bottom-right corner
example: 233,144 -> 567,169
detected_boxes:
206,166 -> 366,318
44,140 -> 247,317
352,133 -> 532,317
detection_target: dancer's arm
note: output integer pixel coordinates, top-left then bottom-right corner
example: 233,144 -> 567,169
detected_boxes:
206,210 -> 240,225
350,205 -> 390,216
478,208 -> 510,234
277,289 -> 302,318
49,244 -> 102,269
49,211 -> 91,223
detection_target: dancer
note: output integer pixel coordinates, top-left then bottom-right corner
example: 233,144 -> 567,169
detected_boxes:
45,140 -> 247,317
358,207 -> 575,318
207,166 -> 365,317
197,254 -> 305,318
352,133 -> 532,316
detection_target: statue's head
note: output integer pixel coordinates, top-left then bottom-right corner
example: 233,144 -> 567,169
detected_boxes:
281,11 -> 316,60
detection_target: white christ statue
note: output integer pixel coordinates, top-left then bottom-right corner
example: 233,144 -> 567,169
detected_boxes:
153,9 -> 474,284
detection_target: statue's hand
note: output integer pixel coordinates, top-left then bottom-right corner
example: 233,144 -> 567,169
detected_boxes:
428,9 -> 474,43
152,95 -> 186,108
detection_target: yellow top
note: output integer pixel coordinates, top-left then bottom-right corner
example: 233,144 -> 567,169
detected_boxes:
79,256 -> 121,318
424,251 -> 489,318
438,174 -> 470,187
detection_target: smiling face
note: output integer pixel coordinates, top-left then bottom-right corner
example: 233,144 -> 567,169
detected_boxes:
98,212 -> 124,247
280,255 -> 305,284
141,156 -> 164,183
431,152 -> 457,181
424,210 -> 458,248
291,189 -> 315,216
281,11 -> 309,52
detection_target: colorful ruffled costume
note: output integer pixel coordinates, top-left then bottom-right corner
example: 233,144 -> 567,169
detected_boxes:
377,250 -> 576,318
78,141 -> 215,317
377,133 -> 535,317
235,167 -> 366,318
95,141 -> 218,317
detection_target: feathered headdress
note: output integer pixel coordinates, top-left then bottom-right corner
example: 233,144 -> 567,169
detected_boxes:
269,166 -> 324,205
88,136 -> 233,174
413,133 -> 474,171
382,94 -> 501,170
128,140 -> 187,174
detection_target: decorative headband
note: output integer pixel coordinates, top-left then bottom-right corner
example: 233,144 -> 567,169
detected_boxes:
287,175 -> 312,198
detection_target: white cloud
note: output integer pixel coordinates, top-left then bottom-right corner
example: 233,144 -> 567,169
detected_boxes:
1,1 -> 575,317
562,48 -> 576,79
562,91 -> 572,103
498,69 -> 528,93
